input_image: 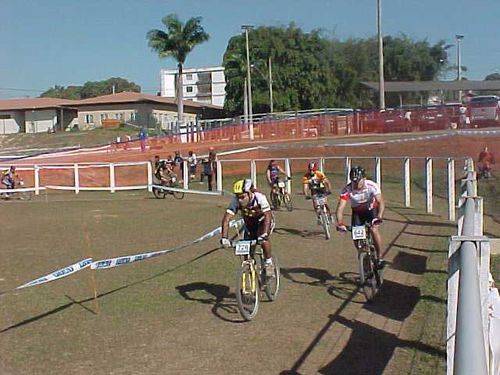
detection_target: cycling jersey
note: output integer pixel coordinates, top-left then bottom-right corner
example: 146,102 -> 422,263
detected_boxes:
226,191 -> 271,226
267,165 -> 281,184
303,171 -> 328,194
340,179 -> 381,213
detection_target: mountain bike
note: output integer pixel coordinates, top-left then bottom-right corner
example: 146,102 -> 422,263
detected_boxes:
152,175 -> 184,200
0,180 -> 33,201
313,193 -> 332,240
231,238 -> 280,321
348,223 -> 384,302
270,177 -> 293,211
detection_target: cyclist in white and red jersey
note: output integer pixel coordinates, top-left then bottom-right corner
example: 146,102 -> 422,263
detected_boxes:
220,179 -> 276,277
335,166 -> 386,268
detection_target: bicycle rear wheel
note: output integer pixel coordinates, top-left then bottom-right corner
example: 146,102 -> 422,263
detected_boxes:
262,255 -> 280,301
236,261 -> 259,321
270,191 -> 280,210
152,186 -> 166,199
283,192 -> 293,211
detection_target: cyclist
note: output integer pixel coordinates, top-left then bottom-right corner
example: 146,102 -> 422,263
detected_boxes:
155,160 -> 176,185
477,146 -> 495,178
335,165 -> 386,269
220,178 -> 276,277
302,161 -> 333,218
266,160 -> 289,194
1,166 -> 18,190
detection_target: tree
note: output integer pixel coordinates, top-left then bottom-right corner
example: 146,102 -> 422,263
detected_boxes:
147,14 -> 209,132
40,78 -> 140,99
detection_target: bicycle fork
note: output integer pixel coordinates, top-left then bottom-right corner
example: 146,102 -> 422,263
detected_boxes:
241,260 -> 257,295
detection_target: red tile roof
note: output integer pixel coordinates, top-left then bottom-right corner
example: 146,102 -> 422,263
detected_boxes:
0,97 -> 75,111
0,92 -> 223,112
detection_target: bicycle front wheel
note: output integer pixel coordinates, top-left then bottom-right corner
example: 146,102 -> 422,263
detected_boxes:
236,262 -> 259,321
283,192 -> 293,211
359,252 -> 377,302
320,210 -> 331,240
270,191 -> 280,210
172,190 -> 185,200
262,255 -> 280,301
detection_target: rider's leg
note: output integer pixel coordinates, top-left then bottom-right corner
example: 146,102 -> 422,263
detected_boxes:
371,226 -> 384,258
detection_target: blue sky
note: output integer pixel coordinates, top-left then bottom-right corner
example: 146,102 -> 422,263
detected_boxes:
1,0 -> 499,99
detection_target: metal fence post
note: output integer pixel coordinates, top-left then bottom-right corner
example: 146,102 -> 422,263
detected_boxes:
74,164 -> 79,194
34,165 -> 40,195
250,160 -> 257,187
285,158 -> 292,193
319,157 -> 325,173
404,157 -> 411,207
216,160 -> 223,192
109,163 -> 115,193
448,158 -> 456,221
147,162 -> 153,192
425,157 -> 433,213
374,157 -> 381,187
345,157 -> 351,184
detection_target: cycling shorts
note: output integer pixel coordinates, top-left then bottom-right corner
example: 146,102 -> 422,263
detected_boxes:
351,208 -> 378,227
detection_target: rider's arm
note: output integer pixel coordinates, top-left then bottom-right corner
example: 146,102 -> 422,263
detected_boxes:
324,177 -> 332,193
262,210 -> 273,236
335,197 -> 348,225
221,211 -> 233,239
266,169 -> 271,184
374,193 -> 385,220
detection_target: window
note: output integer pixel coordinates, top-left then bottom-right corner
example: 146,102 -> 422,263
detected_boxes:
186,86 -> 193,93
100,113 -> 107,121
0,114 -> 11,119
85,114 -> 94,124
186,73 -> 193,81
129,112 -> 137,121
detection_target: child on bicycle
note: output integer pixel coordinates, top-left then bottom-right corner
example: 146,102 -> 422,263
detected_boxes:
302,161 -> 332,217
335,165 -> 386,269
220,179 -> 276,277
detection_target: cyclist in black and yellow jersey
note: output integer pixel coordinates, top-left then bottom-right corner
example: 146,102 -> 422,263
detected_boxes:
220,179 -> 276,277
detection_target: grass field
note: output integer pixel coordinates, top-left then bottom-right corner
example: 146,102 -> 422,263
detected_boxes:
1,130 -> 499,374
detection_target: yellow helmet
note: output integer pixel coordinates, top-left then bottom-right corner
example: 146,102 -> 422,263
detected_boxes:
233,179 -> 253,194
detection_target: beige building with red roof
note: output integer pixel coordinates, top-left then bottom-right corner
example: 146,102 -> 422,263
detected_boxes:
0,92 -> 223,134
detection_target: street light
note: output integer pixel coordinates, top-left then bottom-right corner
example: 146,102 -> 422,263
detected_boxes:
242,25 -> 254,140
456,34 -> 464,102
377,0 -> 385,110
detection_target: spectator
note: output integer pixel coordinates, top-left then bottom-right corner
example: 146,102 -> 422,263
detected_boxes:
173,151 -> 184,177
202,148 -> 217,191
477,146 -> 495,178
187,151 -> 197,180
138,128 -> 147,152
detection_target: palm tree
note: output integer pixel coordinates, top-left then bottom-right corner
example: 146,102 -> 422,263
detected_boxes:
147,14 -> 209,133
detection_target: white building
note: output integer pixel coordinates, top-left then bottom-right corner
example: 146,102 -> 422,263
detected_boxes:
160,66 -> 226,107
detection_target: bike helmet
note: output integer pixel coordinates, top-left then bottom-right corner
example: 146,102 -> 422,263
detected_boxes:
233,178 -> 253,195
308,161 -> 318,172
349,166 -> 366,182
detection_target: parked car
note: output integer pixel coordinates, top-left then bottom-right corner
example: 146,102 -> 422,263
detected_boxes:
468,95 -> 500,128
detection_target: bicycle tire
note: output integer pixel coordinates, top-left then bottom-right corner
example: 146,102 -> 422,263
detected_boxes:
270,191 -> 280,210
262,255 -> 280,301
172,190 -> 185,200
321,209 -> 331,240
359,252 -> 377,302
235,261 -> 259,321
19,191 -> 33,201
283,192 -> 293,211
152,186 -> 166,199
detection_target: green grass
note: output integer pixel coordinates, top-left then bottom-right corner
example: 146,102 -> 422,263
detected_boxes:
492,255 -> 500,282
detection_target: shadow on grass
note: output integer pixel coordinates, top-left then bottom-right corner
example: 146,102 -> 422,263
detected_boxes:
275,227 -> 327,239
0,246 -> 222,333
176,282 -> 242,323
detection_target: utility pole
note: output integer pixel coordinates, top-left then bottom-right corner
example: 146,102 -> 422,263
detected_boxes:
456,34 -> 464,102
269,57 -> 274,113
377,0 -> 385,110
242,25 -> 254,140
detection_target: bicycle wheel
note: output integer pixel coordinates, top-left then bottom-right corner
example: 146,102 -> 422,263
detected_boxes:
270,191 -> 280,210
320,210 -> 331,240
235,261 -> 259,321
283,192 -> 293,212
19,191 -> 33,201
359,251 -> 377,302
152,186 -> 166,199
261,255 -> 280,301
168,182 -> 184,200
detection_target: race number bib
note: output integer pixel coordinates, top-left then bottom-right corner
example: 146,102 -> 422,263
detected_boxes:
235,241 -> 251,256
351,225 -> 367,240
277,181 -> 286,188
314,196 -> 326,206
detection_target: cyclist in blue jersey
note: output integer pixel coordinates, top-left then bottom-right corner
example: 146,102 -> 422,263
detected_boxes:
266,160 -> 289,196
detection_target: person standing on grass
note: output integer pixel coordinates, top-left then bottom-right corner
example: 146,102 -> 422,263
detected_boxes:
187,151 -> 197,180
